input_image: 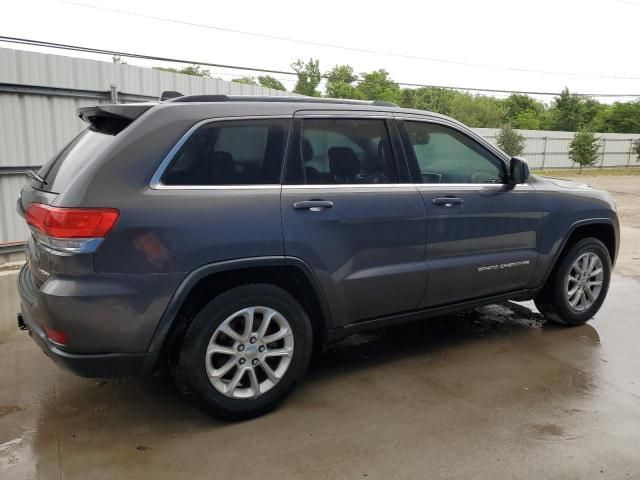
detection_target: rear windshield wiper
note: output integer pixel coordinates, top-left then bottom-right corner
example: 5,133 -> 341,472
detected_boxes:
27,170 -> 48,186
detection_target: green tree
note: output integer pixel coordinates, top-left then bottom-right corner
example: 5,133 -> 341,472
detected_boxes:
512,110 -> 541,130
232,76 -> 258,85
549,88 -> 603,131
258,75 -> 286,91
632,138 -> 640,164
569,128 -> 600,172
291,58 -> 321,97
550,88 -> 584,131
583,98 -> 605,129
399,87 -> 458,116
155,64 -> 211,77
496,124 -> 525,157
179,65 -> 211,77
449,93 -> 506,128
597,101 -> 640,134
325,65 -> 360,99
504,94 -> 544,120
355,69 -> 400,103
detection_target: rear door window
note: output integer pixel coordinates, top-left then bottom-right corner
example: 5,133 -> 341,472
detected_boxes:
161,118 -> 289,186
284,118 -> 398,185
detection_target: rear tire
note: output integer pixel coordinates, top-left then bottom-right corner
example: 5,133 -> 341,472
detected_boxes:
534,237 -> 611,326
170,284 -> 313,420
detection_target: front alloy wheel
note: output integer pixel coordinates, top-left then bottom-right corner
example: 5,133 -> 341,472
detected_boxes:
564,252 -> 604,312
535,237 -> 611,326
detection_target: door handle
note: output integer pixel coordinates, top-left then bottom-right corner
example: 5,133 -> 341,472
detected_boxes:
292,200 -> 334,211
432,197 -> 463,207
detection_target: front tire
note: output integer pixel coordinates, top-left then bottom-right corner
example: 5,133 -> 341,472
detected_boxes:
170,284 -> 313,420
535,237 -> 611,326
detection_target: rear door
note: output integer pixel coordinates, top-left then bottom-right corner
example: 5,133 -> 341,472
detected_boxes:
397,116 -> 542,307
281,111 -> 427,326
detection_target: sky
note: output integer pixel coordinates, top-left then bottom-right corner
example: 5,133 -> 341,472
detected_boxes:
0,0 -> 639,104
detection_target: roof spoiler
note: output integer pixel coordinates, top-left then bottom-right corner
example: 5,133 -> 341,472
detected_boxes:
160,90 -> 184,101
77,104 -> 154,135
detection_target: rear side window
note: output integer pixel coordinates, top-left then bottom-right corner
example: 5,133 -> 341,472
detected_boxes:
161,119 -> 289,186
37,129 -> 118,193
284,118 -> 398,185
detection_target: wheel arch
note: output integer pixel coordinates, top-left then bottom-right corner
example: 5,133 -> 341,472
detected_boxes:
142,256 -> 332,374
542,218 -> 618,286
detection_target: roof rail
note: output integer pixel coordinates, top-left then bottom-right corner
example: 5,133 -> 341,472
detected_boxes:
164,94 -> 397,107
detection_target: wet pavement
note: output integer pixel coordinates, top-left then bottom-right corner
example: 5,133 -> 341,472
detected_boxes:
1,270 -> 640,479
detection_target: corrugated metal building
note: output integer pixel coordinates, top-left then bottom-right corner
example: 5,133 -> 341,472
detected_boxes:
0,47 -> 292,262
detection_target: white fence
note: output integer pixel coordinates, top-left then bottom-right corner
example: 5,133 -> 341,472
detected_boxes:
474,128 -> 640,169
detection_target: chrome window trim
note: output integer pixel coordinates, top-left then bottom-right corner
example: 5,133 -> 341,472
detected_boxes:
149,115 -> 291,190
414,183 -> 533,190
282,183 -> 532,190
149,112 -> 529,191
282,183 -> 416,190
293,109 -> 394,119
153,185 -> 282,191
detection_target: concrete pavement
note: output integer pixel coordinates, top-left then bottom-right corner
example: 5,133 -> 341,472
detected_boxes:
1,268 -> 640,479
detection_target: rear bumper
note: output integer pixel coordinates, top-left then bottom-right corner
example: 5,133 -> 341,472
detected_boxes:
19,306 -> 150,377
17,264 -> 156,378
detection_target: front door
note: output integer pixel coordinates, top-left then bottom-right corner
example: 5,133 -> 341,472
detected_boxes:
281,112 -> 427,326
397,117 -> 542,307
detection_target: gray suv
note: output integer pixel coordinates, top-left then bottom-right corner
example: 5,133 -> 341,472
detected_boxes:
17,95 -> 619,419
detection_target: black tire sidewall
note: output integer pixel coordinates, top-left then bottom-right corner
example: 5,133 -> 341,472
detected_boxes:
173,284 -> 313,420
544,238 -> 612,325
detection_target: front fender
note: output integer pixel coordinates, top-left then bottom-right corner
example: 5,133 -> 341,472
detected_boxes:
532,216 -> 619,288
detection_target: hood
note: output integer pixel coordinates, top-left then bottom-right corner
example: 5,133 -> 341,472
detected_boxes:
539,176 -> 591,190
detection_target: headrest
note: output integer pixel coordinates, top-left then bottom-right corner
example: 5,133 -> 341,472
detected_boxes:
211,151 -> 235,175
328,147 -> 360,178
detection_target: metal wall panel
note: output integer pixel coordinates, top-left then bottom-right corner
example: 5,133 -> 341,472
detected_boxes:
0,173 -> 30,244
0,47 -> 294,249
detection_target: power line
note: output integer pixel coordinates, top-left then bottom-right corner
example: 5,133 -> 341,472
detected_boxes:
60,0 -> 640,82
1,36 -> 639,98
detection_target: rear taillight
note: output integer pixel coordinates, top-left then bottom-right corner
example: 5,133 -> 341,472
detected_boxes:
44,326 -> 68,347
26,203 -> 119,254
26,204 -> 119,238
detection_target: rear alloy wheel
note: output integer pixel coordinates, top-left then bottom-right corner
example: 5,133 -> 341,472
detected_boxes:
170,284 -> 313,420
206,306 -> 294,399
535,237 -> 611,326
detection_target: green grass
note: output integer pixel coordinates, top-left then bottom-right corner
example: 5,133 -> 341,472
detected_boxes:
534,167 -> 640,177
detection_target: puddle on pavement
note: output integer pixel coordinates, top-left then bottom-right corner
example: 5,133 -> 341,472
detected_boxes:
1,272 -> 640,478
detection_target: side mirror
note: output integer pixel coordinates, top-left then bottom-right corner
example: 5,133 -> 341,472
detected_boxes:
509,157 -> 530,184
